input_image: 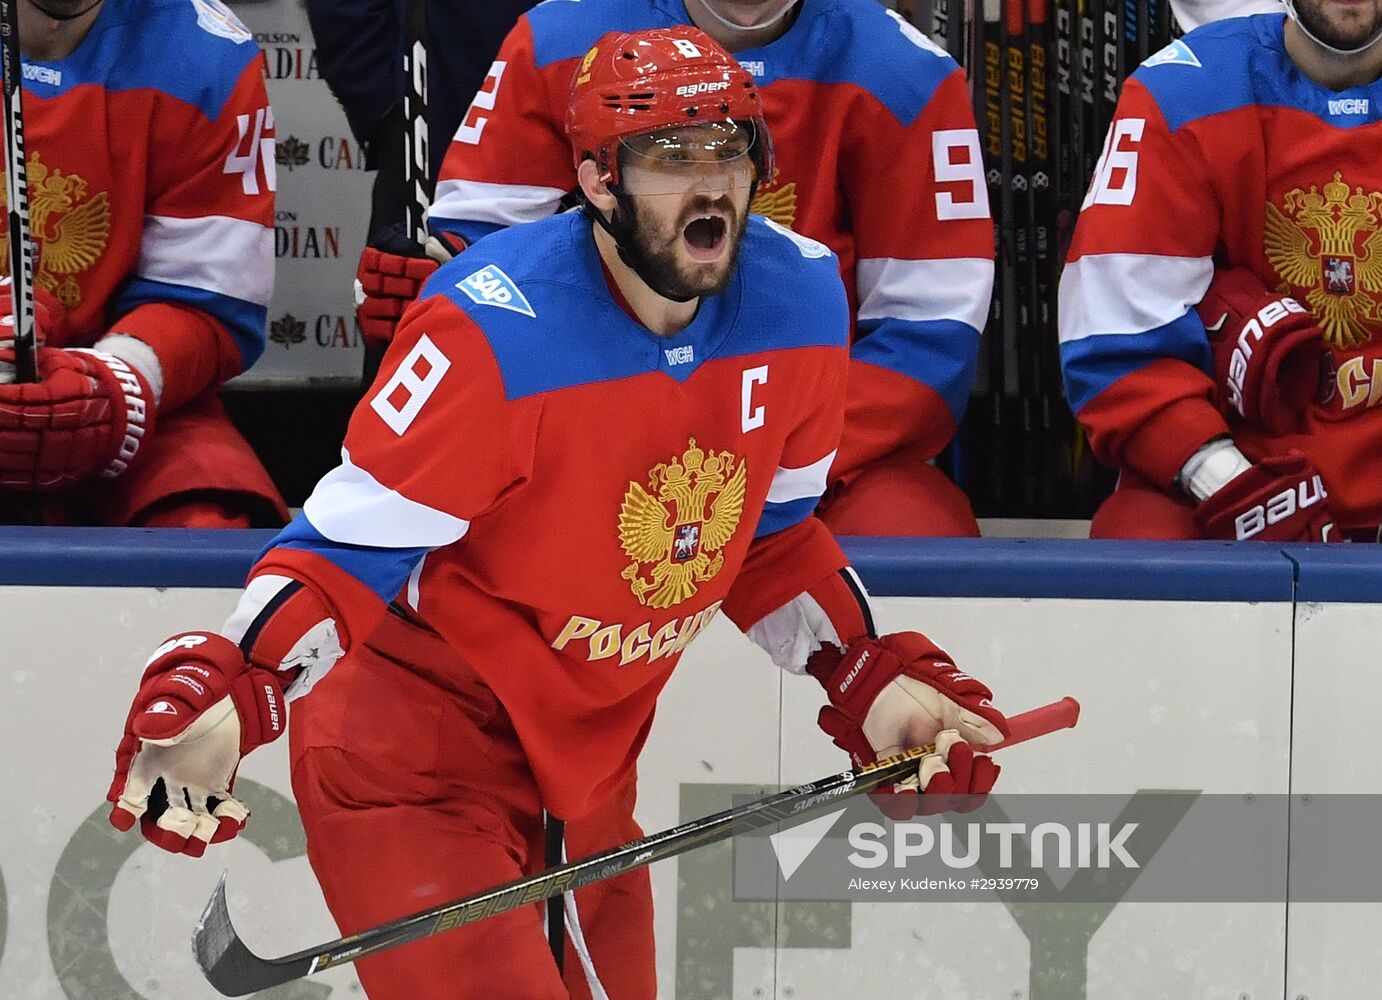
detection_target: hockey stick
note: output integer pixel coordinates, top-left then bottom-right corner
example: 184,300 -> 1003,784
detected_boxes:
194,696 -> 1081,995
0,0 -> 35,383
361,0 -> 431,387
401,0 -> 431,246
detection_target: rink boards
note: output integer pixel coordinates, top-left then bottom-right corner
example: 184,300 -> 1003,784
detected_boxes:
0,530 -> 1378,999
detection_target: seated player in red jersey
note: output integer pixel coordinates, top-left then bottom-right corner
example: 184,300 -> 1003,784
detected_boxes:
356,0 -> 996,538
0,0 -> 285,527
105,29 -> 1010,1000
1058,0 -> 1382,542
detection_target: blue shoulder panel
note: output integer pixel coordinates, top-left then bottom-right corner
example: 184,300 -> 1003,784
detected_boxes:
421,213 -> 662,398
527,0 -> 681,68
741,0 -> 958,125
22,0 -> 258,120
1135,14 -> 1382,132
1131,16 -> 1263,133
420,213 -> 847,400
526,0 -> 954,125
717,217 -> 850,359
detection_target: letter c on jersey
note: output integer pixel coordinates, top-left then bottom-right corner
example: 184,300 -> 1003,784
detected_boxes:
742,366 -> 768,433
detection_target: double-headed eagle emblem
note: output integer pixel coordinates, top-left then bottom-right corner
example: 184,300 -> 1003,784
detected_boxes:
619,438 -> 747,609
1266,171 -> 1382,350
1,151 -> 111,309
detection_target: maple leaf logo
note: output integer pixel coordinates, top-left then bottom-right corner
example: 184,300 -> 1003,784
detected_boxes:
270,313 -> 307,348
275,136 -> 311,171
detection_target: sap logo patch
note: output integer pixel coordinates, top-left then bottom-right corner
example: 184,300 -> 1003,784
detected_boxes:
190,0 -> 252,43
457,265 -> 536,318
763,218 -> 831,259
1142,40 -> 1201,70
1329,98 -> 1369,116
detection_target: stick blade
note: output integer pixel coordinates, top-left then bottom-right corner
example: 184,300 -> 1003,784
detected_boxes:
193,872 -> 289,997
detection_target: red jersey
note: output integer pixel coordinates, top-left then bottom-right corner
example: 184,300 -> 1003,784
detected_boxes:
4,0 -> 275,411
428,0 -> 993,481
1060,14 -> 1382,531
251,213 -> 853,818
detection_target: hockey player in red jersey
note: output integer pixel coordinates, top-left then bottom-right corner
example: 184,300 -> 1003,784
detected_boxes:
106,29 -> 1009,1000
356,0 -> 995,538
1059,0 -> 1382,541
0,0 -> 285,527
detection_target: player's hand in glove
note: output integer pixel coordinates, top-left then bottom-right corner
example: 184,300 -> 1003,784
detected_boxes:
354,222 -> 465,347
1199,266 -> 1327,436
108,633 -> 287,857
806,632 -> 1009,818
1193,451 -> 1336,542
0,343 -> 155,491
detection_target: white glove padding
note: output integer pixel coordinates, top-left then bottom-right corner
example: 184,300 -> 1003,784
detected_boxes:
108,632 -> 286,857
113,696 -> 251,854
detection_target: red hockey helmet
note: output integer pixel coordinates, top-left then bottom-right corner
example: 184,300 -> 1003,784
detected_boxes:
567,26 -> 774,189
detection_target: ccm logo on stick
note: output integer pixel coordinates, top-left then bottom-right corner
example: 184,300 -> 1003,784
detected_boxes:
1233,476 -> 1328,540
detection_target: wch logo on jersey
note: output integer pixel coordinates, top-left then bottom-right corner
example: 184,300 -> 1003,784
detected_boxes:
1328,98 -> 1369,117
457,265 -> 536,318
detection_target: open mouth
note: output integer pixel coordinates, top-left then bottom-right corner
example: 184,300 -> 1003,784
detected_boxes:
682,214 -> 728,262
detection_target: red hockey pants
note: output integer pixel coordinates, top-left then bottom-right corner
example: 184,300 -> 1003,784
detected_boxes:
289,611 -> 656,1000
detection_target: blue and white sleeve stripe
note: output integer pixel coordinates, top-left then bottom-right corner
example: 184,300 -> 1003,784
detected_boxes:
753,451 -> 836,539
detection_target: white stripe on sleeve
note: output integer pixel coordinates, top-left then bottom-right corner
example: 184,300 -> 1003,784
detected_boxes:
1058,252 -> 1213,344
222,574 -> 296,646
856,256 -> 993,333
137,214 -> 274,305
303,449 -> 472,549
766,450 -> 836,505
429,178 -> 567,228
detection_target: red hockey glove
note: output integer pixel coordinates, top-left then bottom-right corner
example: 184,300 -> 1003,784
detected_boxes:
807,632 -> 1009,818
354,224 -> 464,347
0,345 -> 155,491
108,633 -> 288,857
1199,267 -> 1327,436
1193,452 -> 1336,542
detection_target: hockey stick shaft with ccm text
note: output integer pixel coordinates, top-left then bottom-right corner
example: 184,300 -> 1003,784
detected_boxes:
194,696 -> 1081,995
0,0 -> 35,382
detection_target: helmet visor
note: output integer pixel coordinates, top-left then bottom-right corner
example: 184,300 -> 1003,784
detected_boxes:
618,120 -> 758,196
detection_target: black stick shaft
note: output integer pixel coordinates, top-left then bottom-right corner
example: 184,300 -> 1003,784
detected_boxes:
195,699 -> 1081,996
0,0 -> 35,382
401,0 -> 431,246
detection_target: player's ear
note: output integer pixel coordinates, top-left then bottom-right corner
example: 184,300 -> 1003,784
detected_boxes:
577,159 -> 618,219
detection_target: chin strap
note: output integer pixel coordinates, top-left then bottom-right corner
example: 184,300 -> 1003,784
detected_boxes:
28,0 -> 104,21
585,199 -> 701,304
1284,0 -> 1382,54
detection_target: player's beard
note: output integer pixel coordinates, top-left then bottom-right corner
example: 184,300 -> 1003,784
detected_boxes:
1294,0 -> 1382,52
613,193 -> 748,303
